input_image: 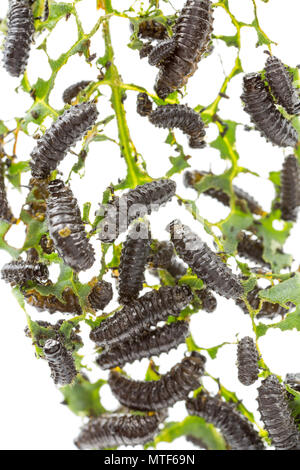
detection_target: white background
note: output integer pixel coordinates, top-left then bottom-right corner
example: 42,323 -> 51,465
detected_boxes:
0,0 -> 300,450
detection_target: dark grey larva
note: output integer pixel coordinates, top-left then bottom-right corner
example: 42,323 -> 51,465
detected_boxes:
0,160 -> 13,223
62,80 -> 92,104
280,154 -> 300,222
148,39 -> 177,67
1,259 -> 49,286
43,339 -> 77,386
168,220 -> 243,299
89,285 -> 192,347
98,179 -> 176,243
74,413 -> 161,450
257,375 -> 300,450
30,102 -> 98,178
96,321 -> 189,370
3,0 -> 35,77
149,104 -> 206,149
241,73 -> 298,148
46,179 -> 95,272
237,336 -> 259,386
265,55 -> 300,115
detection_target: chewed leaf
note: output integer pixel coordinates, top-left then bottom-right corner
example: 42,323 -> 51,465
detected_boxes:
61,375 -> 106,417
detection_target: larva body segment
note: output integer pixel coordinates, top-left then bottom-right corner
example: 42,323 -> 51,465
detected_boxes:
237,232 -> 270,267
149,240 -> 187,280
236,286 -> 291,320
43,339 -> 77,385
237,336 -> 259,386
168,220 -> 243,299
88,280 -> 113,311
183,170 -> 264,215
265,55 -> 300,115
96,321 -> 189,370
0,161 -> 13,223
241,73 -> 298,148
118,222 -> 151,304
1,260 -> 49,286
3,0 -> 35,77
257,375 -> 300,450
24,286 -> 82,315
186,392 -> 264,450
30,102 -> 98,178
108,352 -> 206,411
98,179 -> 176,243
148,39 -> 176,66
46,179 -> 95,272
149,105 -> 206,149
89,285 -> 192,346
62,81 -> 92,104
136,92 -> 153,116
155,0 -> 214,99
196,288 -> 217,313
280,155 -> 300,222
74,413 -> 161,450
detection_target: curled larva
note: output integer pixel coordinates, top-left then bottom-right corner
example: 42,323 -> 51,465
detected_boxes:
265,55 -> 300,115
3,0 -> 35,77
24,286 -> 82,315
74,413 -> 162,450
149,104 -> 206,149
186,392 -> 264,450
155,0 -> 214,99
236,285 -> 292,320
118,221 -> 151,304
96,321 -> 189,370
136,92 -> 153,116
280,155 -> 300,222
257,375 -> 300,450
87,280 -> 113,311
46,179 -> 95,272
196,288 -> 217,313
168,220 -> 243,299
30,102 -> 98,178
108,352 -> 206,411
148,39 -> 176,67
98,179 -> 176,243
89,285 -> 192,346
241,73 -> 298,148
183,170 -> 264,216
62,81 -> 92,104
148,240 -> 187,280
1,260 -> 49,286
237,336 -> 259,386
237,232 -> 270,268
43,339 -> 77,386
0,161 -> 13,223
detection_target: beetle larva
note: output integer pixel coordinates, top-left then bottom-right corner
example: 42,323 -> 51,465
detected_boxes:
257,375 -> 300,450
280,155 -> 300,222
183,170 -> 264,216
3,0 -> 35,77
149,105 -> 206,149
168,220 -> 243,299
265,55 -> 300,115
186,392 -> 264,450
74,413 -> 161,450
24,286 -> 82,315
46,179 -> 95,272
148,39 -> 176,67
237,232 -> 270,268
108,352 -> 206,411
154,0 -> 214,99
236,285 -> 291,320
96,321 -> 189,370
89,285 -> 192,346
30,102 -> 98,178
25,319 -> 83,351
43,339 -> 77,385
88,280 -> 113,311
196,288 -> 217,313
118,221 -> 151,304
0,161 -> 13,223
136,92 -> 153,116
1,260 -> 49,286
241,73 -> 298,148
98,179 -> 176,243
237,336 -> 259,386
149,241 -> 187,280
131,19 -> 168,40
62,80 -> 92,104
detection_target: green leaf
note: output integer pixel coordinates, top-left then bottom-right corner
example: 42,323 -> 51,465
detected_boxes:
61,375 -> 106,417
220,210 -> 253,253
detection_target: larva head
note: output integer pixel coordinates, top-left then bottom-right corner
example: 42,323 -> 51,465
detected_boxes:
154,76 -> 173,100
43,339 -> 61,358
34,263 -> 49,282
173,285 -> 193,310
243,73 -> 264,93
